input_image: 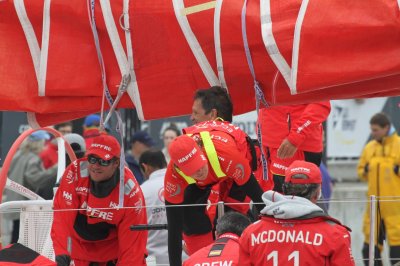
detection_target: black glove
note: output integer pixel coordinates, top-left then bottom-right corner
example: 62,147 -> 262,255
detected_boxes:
55,255 -> 71,266
394,165 -> 399,175
364,164 -> 369,175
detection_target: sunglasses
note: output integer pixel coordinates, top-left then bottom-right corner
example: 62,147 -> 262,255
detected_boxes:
87,155 -> 115,166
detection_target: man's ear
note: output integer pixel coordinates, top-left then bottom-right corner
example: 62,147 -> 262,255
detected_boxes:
210,108 -> 218,120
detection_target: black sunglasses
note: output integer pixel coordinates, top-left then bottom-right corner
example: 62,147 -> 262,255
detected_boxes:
87,155 -> 115,166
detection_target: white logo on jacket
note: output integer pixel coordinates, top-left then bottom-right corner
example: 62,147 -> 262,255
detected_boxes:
63,191 -> 72,205
86,205 -> 114,221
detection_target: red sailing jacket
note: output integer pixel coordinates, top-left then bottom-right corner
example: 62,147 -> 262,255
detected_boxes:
258,102 -> 331,152
239,215 -> 354,266
51,159 -> 147,265
0,243 -> 55,266
164,130 -> 251,205
183,233 -> 241,266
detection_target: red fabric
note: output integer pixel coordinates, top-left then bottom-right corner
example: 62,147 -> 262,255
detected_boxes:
285,160 -> 322,184
184,121 -> 252,164
39,142 -> 58,169
86,135 -> 121,160
183,231 -> 214,256
1,1 -> 400,126
164,131 -> 251,204
169,135 -> 208,176
259,102 -> 331,152
51,159 -> 148,265
184,233 -> 241,266
239,216 -> 355,266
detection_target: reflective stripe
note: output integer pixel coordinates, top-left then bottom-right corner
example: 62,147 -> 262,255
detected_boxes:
14,0 -> 40,82
39,0 -> 51,96
260,0 -> 294,93
290,0 -> 310,94
172,0 -> 220,86
182,1 -> 216,15
99,0 -> 144,120
175,167 -> 196,184
14,0 -> 50,97
200,131 -> 225,178
214,0 -> 227,89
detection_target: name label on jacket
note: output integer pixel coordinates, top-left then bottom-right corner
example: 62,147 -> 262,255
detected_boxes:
251,230 -> 323,246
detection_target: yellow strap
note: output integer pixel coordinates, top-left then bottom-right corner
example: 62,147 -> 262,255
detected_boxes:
175,167 -> 196,184
200,131 -> 225,178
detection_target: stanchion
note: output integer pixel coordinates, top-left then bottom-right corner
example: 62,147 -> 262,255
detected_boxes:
369,195 -> 376,266
217,201 -> 225,218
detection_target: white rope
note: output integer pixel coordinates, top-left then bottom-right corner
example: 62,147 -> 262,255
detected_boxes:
99,0 -> 145,120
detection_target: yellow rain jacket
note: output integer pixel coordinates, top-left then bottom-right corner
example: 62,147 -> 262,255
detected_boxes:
358,132 -> 400,245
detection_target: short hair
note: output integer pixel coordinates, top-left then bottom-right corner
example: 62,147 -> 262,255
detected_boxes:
370,112 -> 391,128
139,149 -> 167,171
194,86 -> 233,122
282,183 -> 320,200
54,122 -> 73,131
215,212 -> 251,237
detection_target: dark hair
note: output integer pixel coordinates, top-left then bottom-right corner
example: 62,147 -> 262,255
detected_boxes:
370,112 -> 391,128
163,123 -> 181,138
194,86 -> 233,122
139,149 -> 167,172
54,122 -> 73,131
215,212 -> 251,237
282,183 -> 320,200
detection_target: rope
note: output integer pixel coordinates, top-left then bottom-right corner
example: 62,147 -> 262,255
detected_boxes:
241,0 -> 269,180
87,0 -> 126,208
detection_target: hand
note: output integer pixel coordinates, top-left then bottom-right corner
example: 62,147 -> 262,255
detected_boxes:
55,255 -> 71,266
364,164 -> 369,175
277,139 -> 297,159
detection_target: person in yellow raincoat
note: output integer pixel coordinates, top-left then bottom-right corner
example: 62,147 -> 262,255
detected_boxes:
358,112 -> 400,266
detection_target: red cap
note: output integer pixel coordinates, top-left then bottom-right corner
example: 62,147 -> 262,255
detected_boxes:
169,135 -> 207,176
284,160 -> 321,184
86,135 -> 120,160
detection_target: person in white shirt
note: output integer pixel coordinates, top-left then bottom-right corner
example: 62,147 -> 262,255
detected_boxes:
139,149 -> 169,265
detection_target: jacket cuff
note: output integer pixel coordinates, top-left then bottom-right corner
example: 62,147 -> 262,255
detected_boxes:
286,133 -> 306,148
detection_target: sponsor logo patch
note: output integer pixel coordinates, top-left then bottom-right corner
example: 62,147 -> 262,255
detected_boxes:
165,182 -> 181,197
232,164 -> 245,180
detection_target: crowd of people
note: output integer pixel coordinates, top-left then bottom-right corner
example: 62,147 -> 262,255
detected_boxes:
2,85 -> 399,266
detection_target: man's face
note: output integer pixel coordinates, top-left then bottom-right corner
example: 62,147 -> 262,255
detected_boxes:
189,164 -> 209,181
88,156 -> 119,182
58,125 -> 73,135
370,124 -> 389,142
191,99 -> 214,124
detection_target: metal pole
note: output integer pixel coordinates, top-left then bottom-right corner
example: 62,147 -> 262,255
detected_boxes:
369,195 -> 377,266
217,201 -> 225,218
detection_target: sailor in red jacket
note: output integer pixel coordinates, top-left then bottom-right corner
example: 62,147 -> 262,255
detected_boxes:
183,212 -> 251,266
51,135 -> 148,266
165,132 -> 265,266
239,160 -> 354,266
258,102 -> 331,192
